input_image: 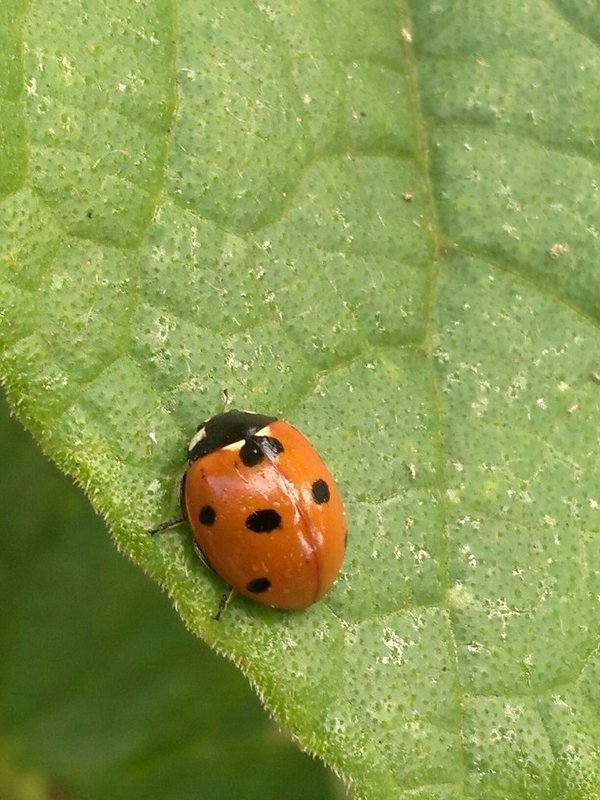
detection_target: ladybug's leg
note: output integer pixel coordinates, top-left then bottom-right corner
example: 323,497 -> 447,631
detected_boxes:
149,473 -> 188,535
190,542 -> 232,620
214,586 -> 234,621
148,516 -> 185,535
221,387 -> 232,410
192,540 -> 215,571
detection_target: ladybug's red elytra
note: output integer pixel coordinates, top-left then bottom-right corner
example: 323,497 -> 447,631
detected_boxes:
150,410 -> 347,619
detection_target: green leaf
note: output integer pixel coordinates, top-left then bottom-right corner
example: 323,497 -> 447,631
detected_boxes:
1,1 -> 599,799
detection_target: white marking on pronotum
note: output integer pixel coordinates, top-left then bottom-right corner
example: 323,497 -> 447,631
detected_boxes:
222,425 -> 273,453
223,439 -> 244,452
188,426 -> 207,453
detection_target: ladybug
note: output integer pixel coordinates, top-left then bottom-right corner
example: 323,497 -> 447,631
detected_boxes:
150,410 -> 347,618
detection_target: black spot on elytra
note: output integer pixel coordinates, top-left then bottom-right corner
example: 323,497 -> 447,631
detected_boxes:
311,478 -> 330,504
199,505 -> 216,526
240,435 -> 284,467
245,509 -> 281,533
246,577 -> 271,594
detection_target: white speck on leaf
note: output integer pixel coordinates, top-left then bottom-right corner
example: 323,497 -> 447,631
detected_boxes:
381,629 -> 413,666
549,242 -> 569,258
409,544 -> 430,566
446,489 -> 461,504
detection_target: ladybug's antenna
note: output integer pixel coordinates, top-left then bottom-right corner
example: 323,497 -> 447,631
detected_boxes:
148,517 -> 185,535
